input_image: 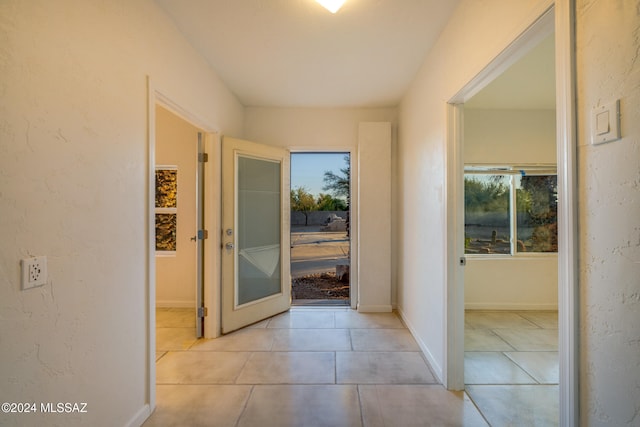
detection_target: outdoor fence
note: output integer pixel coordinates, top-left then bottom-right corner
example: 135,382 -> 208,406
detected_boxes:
291,211 -> 348,226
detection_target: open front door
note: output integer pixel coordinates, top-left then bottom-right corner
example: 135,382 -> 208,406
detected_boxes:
221,136 -> 291,334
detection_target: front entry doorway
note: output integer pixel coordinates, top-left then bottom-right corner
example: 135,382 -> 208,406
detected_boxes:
290,152 -> 351,306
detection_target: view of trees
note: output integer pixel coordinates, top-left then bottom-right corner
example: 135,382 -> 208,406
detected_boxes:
323,155 -> 350,235
464,176 -> 509,214
464,173 -> 558,253
322,155 -> 350,203
290,155 -> 351,228
290,187 -> 347,225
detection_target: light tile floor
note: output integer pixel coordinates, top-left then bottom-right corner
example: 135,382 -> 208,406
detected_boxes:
147,307 -> 489,426
465,310 -> 559,426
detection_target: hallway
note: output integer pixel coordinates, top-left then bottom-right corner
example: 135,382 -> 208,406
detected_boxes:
146,308 -> 488,426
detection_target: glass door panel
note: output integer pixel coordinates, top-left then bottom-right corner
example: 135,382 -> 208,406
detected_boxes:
237,156 -> 282,306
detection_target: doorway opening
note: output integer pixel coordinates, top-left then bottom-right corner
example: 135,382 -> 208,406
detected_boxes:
154,105 -> 203,356
461,31 -> 559,423
462,27 -> 558,400
290,152 -> 351,306
446,4 -> 579,425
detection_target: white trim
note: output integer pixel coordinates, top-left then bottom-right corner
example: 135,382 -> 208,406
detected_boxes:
145,76 -> 157,417
444,102 -> 465,390
398,307 -> 443,383
154,91 -> 219,134
124,404 -> 152,427
555,0 -> 579,425
203,132 -> 221,339
445,3 -> 579,424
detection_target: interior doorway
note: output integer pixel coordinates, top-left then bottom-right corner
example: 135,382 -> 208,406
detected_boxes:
446,4 -> 579,424
460,31 -> 560,425
290,152 -> 351,306
154,105 -> 204,353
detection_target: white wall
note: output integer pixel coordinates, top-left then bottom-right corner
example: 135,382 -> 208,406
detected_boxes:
244,107 -> 397,149
464,108 -> 558,309
155,106 -> 199,308
464,109 -> 557,164
396,0 -> 554,381
465,257 -> 558,310
245,107 -> 398,308
358,122 -> 392,312
576,0 -> 640,424
0,1 -> 243,426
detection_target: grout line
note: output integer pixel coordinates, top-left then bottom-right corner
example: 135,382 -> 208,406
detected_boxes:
356,384 -> 366,427
234,385 -> 255,427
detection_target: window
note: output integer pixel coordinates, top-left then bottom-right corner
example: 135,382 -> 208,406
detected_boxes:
155,166 -> 178,253
464,166 -> 557,255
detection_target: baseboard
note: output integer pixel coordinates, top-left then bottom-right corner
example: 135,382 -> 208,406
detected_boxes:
357,304 -> 393,313
155,300 -> 195,308
125,404 -> 152,427
396,307 -> 443,384
464,303 -> 558,311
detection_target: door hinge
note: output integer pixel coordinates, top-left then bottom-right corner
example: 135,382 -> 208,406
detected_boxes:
198,229 -> 208,240
197,307 -> 208,318
198,152 -> 209,163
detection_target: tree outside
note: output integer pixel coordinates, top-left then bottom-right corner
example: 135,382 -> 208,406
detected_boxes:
323,155 -> 350,235
290,186 -> 317,226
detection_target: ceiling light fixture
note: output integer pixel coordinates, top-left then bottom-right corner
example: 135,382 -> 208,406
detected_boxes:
315,0 -> 346,14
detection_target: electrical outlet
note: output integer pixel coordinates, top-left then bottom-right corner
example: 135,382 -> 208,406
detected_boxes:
21,256 -> 47,290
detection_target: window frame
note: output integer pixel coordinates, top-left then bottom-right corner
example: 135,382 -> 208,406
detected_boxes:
464,164 -> 558,258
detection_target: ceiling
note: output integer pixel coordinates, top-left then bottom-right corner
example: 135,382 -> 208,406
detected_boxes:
155,0 -> 461,108
465,33 -> 556,110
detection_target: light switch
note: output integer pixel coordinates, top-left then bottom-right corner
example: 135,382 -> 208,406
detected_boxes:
595,110 -> 609,135
592,100 -> 621,145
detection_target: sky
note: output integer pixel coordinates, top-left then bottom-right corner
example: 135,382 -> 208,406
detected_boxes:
290,152 -> 349,197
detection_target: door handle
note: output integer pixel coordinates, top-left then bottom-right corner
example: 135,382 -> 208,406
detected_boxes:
225,242 -> 234,250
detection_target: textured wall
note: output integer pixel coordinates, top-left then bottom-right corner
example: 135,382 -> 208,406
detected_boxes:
0,1 -> 243,426
576,0 -> 640,425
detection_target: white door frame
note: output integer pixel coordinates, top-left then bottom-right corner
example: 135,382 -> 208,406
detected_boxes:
146,77 -> 222,413
445,2 -> 578,425
289,148 -> 358,310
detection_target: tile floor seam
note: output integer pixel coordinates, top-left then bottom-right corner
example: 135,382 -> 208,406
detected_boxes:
233,385 -> 255,427
464,390 -> 492,426
233,351 -> 255,385
488,328 -> 518,351
150,308 -> 498,426
356,384 -> 366,427
503,351 -> 560,385
500,353 -> 542,385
